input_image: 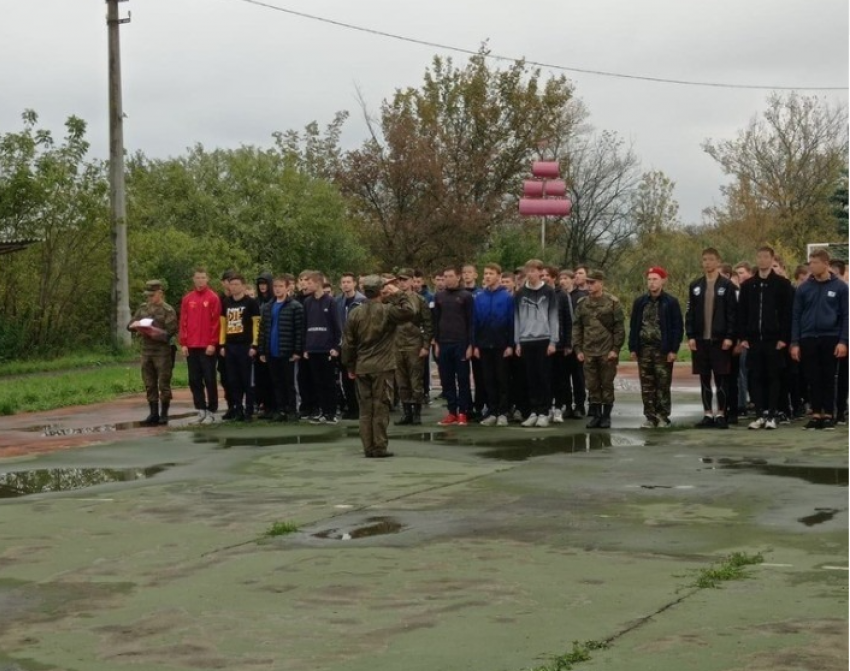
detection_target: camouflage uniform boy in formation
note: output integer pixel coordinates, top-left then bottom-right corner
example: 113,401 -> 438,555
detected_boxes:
394,268 -> 434,426
572,270 -> 625,429
341,276 -> 415,458
628,267 -> 684,428
128,280 -> 178,425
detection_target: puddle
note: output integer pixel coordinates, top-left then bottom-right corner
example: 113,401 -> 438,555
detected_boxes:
21,413 -> 196,436
0,464 -> 175,498
700,458 -> 848,486
798,508 -> 843,526
396,430 -> 643,461
313,516 -> 404,540
202,430 -> 345,449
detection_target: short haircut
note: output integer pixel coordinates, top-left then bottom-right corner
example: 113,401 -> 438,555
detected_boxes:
559,269 -> 574,278
793,264 -> 809,280
524,259 -> 544,271
193,266 -> 208,275
298,270 -> 313,280
773,255 -> 786,269
229,273 -> 245,283
413,269 -> 425,279
574,264 -> 589,273
701,247 -> 720,259
432,270 -> 444,278
500,271 -> 514,279
462,263 -> 477,271
323,282 -> 332,289
830,259 -> 846,274
443,266 -> 460,275
809,248 -> 830,263
547,265 -> 560,278
273,274 -> 292,284
340,272 -> 356,281
720,263 -> 734,276
221,269 -> 236,281
483,262 -> 502,274
733,261 -> 752,273
306,271 -> 323,283
756,245 -> 775,256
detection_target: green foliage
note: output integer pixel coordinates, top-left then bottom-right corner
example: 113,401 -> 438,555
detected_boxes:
525,640 -> 610,671
683,551 -> 764,590
263,521 -> 299,537
0,347 -> 136,377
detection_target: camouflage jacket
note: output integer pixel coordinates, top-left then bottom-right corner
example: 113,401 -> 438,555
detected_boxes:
341,293 -> 415,375
572,292 -> 625,358
394,291 -> 434,351
129,301 -> 178,355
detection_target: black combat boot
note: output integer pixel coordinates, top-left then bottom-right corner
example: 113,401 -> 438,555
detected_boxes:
598,404 -> 613,429
585,404 -> 602,429
141,402 -> 160,426
411,404 -> 422,425
395,403 -> 414,425
158,401 -> 170,425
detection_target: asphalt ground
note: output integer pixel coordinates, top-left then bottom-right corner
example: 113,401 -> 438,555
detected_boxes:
0,366 -> 846,671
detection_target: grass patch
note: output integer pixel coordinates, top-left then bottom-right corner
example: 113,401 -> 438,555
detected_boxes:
0,364 -> 189,415
683,551 -> 764,590
263,521 -> 299,537
526,640 -> 610,671
0,348 -> 138,377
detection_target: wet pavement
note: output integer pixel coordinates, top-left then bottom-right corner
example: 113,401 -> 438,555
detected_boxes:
0,377 -> 846,671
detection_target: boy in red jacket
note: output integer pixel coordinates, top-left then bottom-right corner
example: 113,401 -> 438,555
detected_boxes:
180,267 -> 222,423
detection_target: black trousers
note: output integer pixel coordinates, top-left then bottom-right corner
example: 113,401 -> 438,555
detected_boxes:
340,360 -> 359,414
297,358 -> 315,415
254,358 -> 274,412
552,351 -> 568,407
565,352 -> 586,410
187,348 -> 219,412
746,340 -> 784,416
217,352 -> 233,410
307,352 -> 337,418
224,343 -> 254,415
800,337 -> 840,415
267,355 -> 297,415
471,357 -> 487,414
479,347 -> 510,416
521,341 -> 553,416
508,354 -> 528,416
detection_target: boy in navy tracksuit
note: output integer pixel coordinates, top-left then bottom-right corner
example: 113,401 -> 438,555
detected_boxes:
302,271 -> 342,424
473,263 -> 514,426
257,275 -> 304,421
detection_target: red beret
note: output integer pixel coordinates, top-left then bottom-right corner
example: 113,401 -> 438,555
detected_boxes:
646,266 -> 668,279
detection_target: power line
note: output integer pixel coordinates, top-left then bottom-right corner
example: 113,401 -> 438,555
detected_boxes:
233,0 -> 848,91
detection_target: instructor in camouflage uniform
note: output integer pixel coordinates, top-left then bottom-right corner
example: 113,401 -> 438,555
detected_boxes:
394,268 -> 434,426
572,270 -> 625,429
341,276 -> 415,458
128,280 -> 178,425
628,267 -> 684,428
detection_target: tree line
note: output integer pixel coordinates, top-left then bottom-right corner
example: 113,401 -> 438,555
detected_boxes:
0,49 -> 846,358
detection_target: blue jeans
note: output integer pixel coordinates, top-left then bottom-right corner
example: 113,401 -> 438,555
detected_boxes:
438,342 -> 472,415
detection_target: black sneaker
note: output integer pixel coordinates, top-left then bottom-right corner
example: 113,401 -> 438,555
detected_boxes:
821,417 -> 836,431
727,414 -> 739,425
804,418 -> 821,430
221,408 -> 236,421
714,416 -> 728,430
776,412 -> 791,425
695,416 -> 715,429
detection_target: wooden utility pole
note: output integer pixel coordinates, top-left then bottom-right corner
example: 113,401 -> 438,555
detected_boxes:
107,0 -> 131,347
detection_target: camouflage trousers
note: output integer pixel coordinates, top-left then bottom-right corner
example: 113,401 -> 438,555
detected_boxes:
583,355 -> 618,404
356,371 -> 394,456
638,345 -> 673,421
141,350 -> 173,403
395,349 -> 425,404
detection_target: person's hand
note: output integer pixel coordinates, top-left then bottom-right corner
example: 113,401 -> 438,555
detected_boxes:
564,347 -> 572,356
473,347 -> 480,359
290,354 -> 301,362
418,347 -> 429,358
129,321 -> 140,330
329,349 -> 339,358
666,352 -> 678,363
383,282 -> 400,295
546,344 -> 556,356
739,340 -> 749,350
776,341 -> 787,350
577,352 -> 585,363
348,371 -> 356,380
259,355 -> 266,363
219,347 -> 226,357
249,347 -> 257,358
515,344 -> 522,358
205,345 -> 216,356
688,339 -> 697,352
607,350 -> 618,362
790,345 -> 800,362
629,352 -> 637,361
433,343 -> 440,359
181,346 -> 189,357
503,347 -> 513,358
733,342 -> 744,355
303,351 -> 310,360
836,343 -> 848,358
721,339 -> 733,351
464,346 -> 473,361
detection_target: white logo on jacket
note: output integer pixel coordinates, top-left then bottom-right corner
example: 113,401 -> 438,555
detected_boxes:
717,287 -> 726,296
693,286 -> 701,296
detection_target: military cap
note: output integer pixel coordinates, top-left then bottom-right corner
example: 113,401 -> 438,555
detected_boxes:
361,274 -> 384,296
587,270 -> 606,282
396,267 -> 415,280
144,279 -> 165,294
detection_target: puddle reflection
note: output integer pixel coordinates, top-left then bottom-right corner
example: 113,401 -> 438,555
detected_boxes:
0,464 -> 175,498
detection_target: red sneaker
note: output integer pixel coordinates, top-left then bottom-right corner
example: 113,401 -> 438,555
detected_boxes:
456,413 -> 468,426
437,413 -> 458,426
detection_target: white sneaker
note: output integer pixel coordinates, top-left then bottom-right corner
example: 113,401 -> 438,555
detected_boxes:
748,417 -> 766,430
496,415 -> 509,427
479,415 -> 498,426
521,413 -> 539,427
553,408 -> 564,423
640,419 -> 657,429
536,414 -> 550,428
764,417 -> 777,430
195,409 -> 207,424
658,418 -> 672,428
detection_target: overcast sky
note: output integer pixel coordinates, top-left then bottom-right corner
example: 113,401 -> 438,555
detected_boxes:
1,0 -> 847,223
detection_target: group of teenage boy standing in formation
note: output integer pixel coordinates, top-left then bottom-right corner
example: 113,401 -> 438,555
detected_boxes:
128,244 -> 848,457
